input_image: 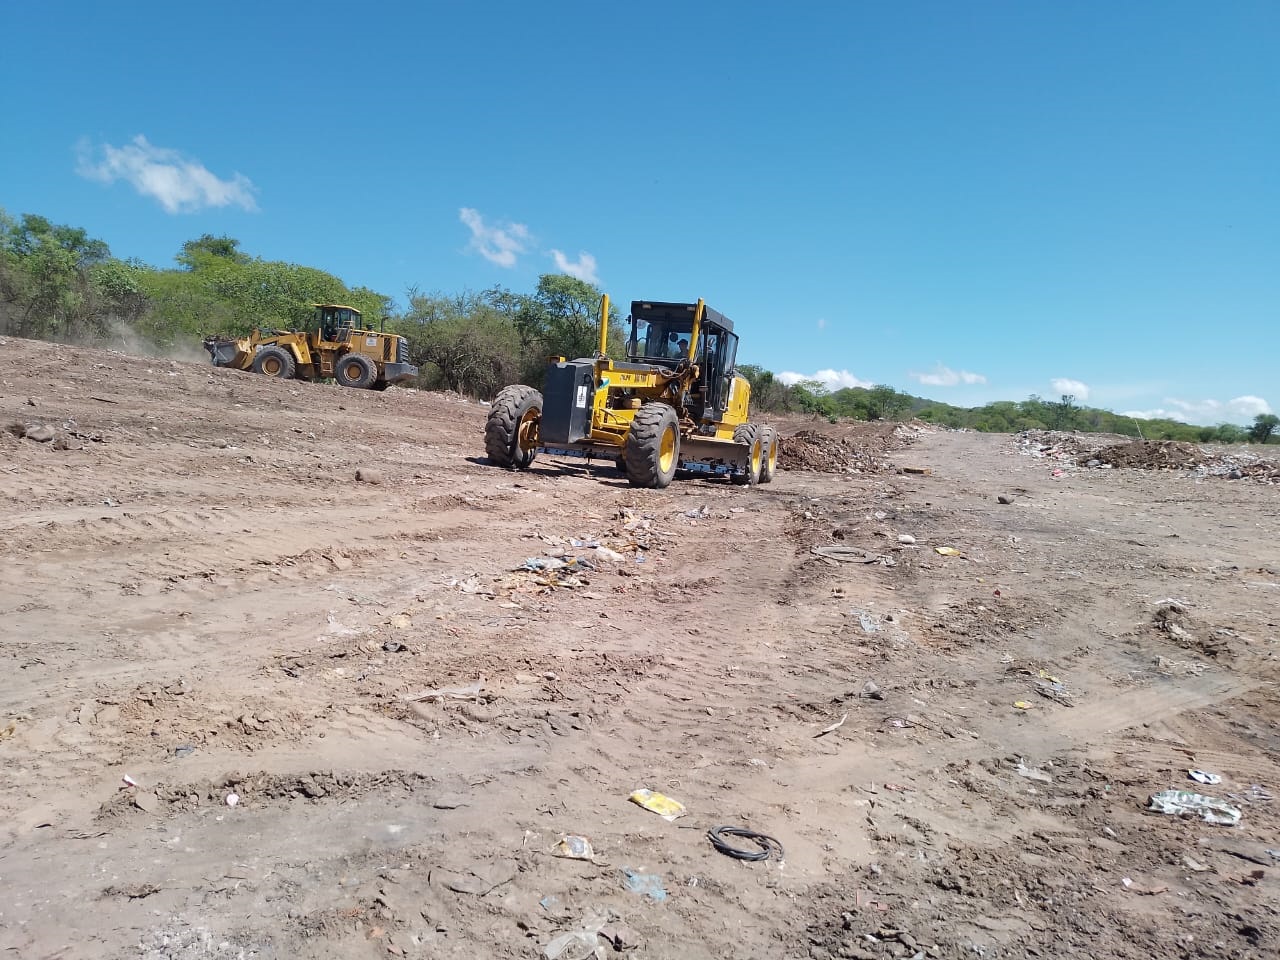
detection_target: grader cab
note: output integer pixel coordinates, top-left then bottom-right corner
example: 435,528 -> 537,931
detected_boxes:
484,296 -> 777,488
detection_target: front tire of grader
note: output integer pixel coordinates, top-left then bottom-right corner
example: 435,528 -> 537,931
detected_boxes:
335,354 -> 377,389
731,423 -> 764,486
485,385 -> 542,469
252,345 -> 296,380
624,403 -> 680,489
758,425 -> 779,484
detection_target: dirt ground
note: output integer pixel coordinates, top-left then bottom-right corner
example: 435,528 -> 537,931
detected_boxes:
2,338 -> 1278,960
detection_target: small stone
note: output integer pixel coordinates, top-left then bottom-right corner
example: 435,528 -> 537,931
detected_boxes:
53,436 -> 84,451
23,425 -> 56,443
896,534 -> 916,545
329,554 -> 353,571
861,680 -> 884,700
997,494 -> 1014,505
215,438 -> 229,448
133,790 -> 159,813
356,467 -> 383,484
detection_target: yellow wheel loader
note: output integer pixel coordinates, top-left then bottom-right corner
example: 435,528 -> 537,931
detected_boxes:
485,297 -> 778,489
202,304 -> 417,390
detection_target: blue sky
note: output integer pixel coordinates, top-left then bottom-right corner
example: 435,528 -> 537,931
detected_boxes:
3,2 -> 1276,424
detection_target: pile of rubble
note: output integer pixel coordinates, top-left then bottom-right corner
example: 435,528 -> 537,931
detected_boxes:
1084,439 -> 1206,470
778,429 -> 895,474
1196,451 -> 1280,484
1013,430 -> 1094,463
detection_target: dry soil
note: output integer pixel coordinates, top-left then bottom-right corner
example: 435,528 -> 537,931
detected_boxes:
1,339 -> 1278,960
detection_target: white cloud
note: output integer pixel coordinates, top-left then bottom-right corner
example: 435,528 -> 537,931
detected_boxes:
76,135 -> 257,213
1123,395 -> 1272,426
1050,378 -> 1090,401
777,369 -> 874,391
909,364 -> 987,387
816,317 -> 827,331
550,249 -> 600,284
459,207 -> 529,267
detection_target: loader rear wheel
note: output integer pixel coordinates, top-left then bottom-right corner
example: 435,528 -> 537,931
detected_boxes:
252,345 -> 296,379
335,354 -> 377,389
624,403 -> 680,489
486,384 -> 542,469
731,423 -> 763,486
759,425 -> 779,484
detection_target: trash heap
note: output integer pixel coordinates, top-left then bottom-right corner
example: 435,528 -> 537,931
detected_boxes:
1195,451 -> 1280,484
1084,439 -> 1205,470
778,430 -> 895,474
1012,430 -> 1095,463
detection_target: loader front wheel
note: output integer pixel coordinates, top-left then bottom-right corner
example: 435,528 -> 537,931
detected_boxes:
625,403 -> 680,489
486,384 -> 542,468
731,423 -> 763,486
335,354 -> 377,389
758,425 -> 779,484
252,345 -> 296,380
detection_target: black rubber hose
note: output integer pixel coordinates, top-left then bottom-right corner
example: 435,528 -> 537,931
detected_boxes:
707,825 -> 784,862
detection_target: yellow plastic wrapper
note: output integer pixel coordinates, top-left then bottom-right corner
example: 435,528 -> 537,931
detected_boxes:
934,546 -> 962,557
1013,700 -> 1033,710
629,789 -> 686,821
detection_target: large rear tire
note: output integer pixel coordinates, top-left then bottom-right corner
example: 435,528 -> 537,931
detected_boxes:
335,353 -> 377,389
624,403 -> 680,489
486,385 -> 542,468
758,425 -> 778,484
731,423 -> 763,486
252,345 -> 296,379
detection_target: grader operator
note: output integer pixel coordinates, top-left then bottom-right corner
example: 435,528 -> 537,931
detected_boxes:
484,297 -> 778,488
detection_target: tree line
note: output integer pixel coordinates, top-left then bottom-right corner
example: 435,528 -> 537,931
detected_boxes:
2,206 -> 1274,444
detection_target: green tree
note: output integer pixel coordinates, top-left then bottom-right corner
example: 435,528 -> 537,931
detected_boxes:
394,288 -> 522,398
1248,413 -> 1279,444
512,273 -> 621,370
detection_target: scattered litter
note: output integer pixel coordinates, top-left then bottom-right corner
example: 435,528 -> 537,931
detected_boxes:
401,680 -> 487,703
1013,700 -> 1033,710
896,534 -> 916,545
902,466 -> 931,475
1189,770 -> 1223,786
814,713 -> 848,738
1182,855 -> 1212,873
1121,877 -> 1168,895
543,913 -> 610,960
551,836 -> 595,860
811,545 -> 881,563
1015,760 -> 1053,783
628,789 -> 686,821
432,795 -> 469,810
683,505 -> 710,519
1147,789 -> 1241,826
1033,677 -> 1075,706
382,641 -> 408,653
593,546 -> 625,563
861,680 -> 883,700
225,793 -> 240,807
934,546 -> 962,557
0,718 -> 18,741
622,867 -> 668,901
855,610 -> 881,634
707,825 -> 785,862
172,744 -> 195,759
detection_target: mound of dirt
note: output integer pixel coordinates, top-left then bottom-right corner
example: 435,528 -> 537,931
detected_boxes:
1087,439 -> 1205,470
778,429 -> 897,474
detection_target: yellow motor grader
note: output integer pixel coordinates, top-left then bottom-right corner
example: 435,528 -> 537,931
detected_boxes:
203,304 -> 417,390
485,297 -> 777,488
